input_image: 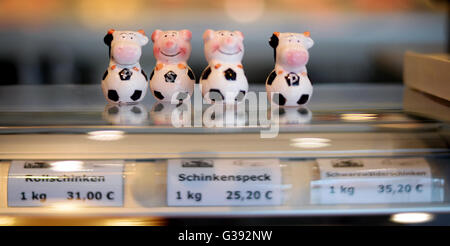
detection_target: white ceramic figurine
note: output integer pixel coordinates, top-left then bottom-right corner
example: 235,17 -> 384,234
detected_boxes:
266,32 -> 314,106
200,29 -> 248,104
149,29 -> 195,103
102,29 -> 149,104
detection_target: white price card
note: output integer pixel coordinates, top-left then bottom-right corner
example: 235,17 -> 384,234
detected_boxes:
8,160 -> 124,207
167,159 -> 282,206
310,158 -> 433,204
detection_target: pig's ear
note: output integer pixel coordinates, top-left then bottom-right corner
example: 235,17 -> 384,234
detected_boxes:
302,32 -> 314,49
151,29 -> 162,43
180,29 -> 192,41
137,29 -> 149,46
234,31 -> 244,40
203,29 -> 215,42
104,29 -> 115,46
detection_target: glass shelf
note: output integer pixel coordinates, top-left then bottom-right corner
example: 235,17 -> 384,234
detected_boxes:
0,83 -> 449,225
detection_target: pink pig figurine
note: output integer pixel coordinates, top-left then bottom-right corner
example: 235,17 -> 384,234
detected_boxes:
149,29 -> 196,103
199,29 -> 248,104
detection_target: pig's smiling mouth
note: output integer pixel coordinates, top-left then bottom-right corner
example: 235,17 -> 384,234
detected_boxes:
160,51 -> 181,57
218,48 -> 241,55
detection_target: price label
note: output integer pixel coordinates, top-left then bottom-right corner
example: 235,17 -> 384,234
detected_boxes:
8,160 -> 124,207
167,159 -> 282,206
310,158 -> 433,204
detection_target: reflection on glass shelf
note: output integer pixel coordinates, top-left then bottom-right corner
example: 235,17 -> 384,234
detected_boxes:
103,104 -> 149,125
150,102 -> 190,126
390,212 -> 434,224
87,130 -> 125,141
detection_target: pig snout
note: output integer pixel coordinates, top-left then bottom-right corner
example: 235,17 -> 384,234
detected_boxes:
113,44 -> 140,64
221,37 -> 238,49
285,50 -> 308,67
164,40 -> 176,50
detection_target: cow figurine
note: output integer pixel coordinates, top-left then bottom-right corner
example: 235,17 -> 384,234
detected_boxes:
149,29 -> 195,103
266,32 -> 314,106
200,29 -> 248,104
102,29 -> 149,104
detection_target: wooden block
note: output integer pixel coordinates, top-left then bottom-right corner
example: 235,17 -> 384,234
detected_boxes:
403,51 -> 450,101
403,86 -> 450,123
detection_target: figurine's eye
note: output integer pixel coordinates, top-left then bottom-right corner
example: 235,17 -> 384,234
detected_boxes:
288,39 -> 292,42
130,36 -> 134,39
220,33 -> 224,36
230,33 -> 234,36
297,40 -> 300,43
164,34 -> 168,38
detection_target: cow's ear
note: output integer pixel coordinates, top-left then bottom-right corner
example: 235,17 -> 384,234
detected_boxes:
234,31 -> 244,40
151,29 -> 162,43
203,29 -> 214,42
180,29 -> 192,41
137,29 -> 149,46
104,29 -> 114,46
302,32 -> 314,49
269,32 -> 279,49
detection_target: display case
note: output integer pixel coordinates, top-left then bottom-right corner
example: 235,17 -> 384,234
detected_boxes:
0,83 -> 448,226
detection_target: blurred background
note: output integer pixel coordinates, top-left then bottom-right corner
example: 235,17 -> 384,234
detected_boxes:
0,0 -> 447,85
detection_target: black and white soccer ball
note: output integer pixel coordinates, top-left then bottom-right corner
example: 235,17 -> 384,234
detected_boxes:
149,65 -> 195,103
101,67 -> 149,104
266,70 -> 313,107
199,64 -> 248,104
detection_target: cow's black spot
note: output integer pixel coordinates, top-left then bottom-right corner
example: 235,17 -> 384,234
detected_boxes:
267,70 -> 277,86
141,69 -> 148,81
176,92 -> 188,102
104,33 -> 113,46
211,112 -> 216,120
285,72 -> 299,86
108,90 -> 119,102
272,93 -> 286,106
298,108 -> 308,115
209,89 -> 224,102
269,33 -> 279,62
154,103 -> 164,112
201,66 -> 211,80
108,106 -> 119,115
119,68 -> 133,81
164,71 -> 177,83
297,94 -> 309,105
149,69 -> 155,80
154,90 -> 164,100
224,68 -> 236,81
235,90 -> 246,102
187,68 -> 195,81
102,70 -> 108,80
104,33 -> 114,57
